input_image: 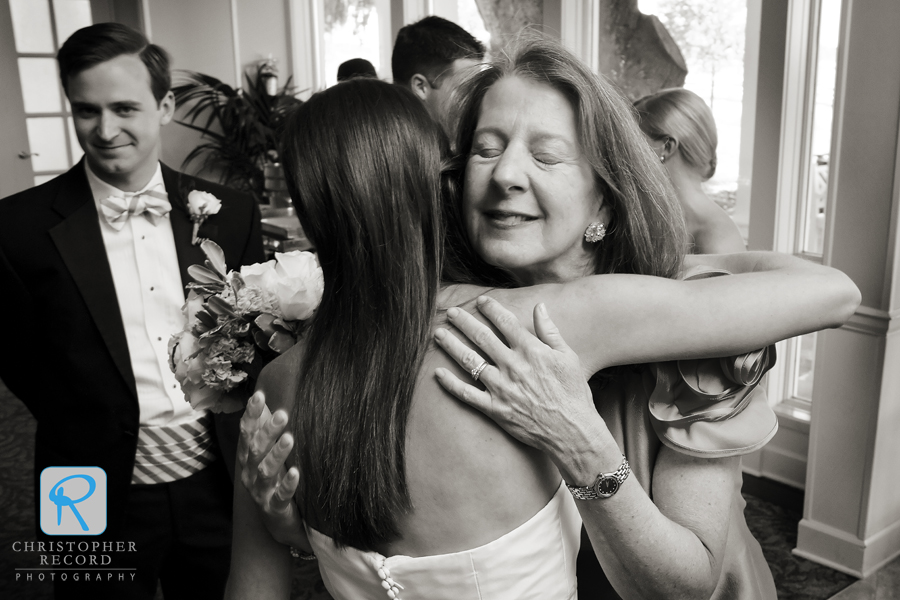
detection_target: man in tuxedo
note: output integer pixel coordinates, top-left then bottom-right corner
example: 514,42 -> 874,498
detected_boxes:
391,16 -> 485,135
0,23 -> 264,599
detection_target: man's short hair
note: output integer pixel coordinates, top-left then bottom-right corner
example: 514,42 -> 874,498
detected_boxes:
337,58 -> 378,81
57,22 -> 171,103
391,16 -> 485,86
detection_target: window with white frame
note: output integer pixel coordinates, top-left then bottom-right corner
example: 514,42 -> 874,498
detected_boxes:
638,0 -> 750,240
775,0 -> 842,415
8,0 -> 92,187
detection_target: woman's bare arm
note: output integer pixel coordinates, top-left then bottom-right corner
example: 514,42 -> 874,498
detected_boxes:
236,392 -> 308,550
225,450 -> 294,599
479,251 -> 859,374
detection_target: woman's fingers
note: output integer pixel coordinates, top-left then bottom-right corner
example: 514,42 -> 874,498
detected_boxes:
258,432 -> 293,481
248,409 -> 287,480
272,467 -> 300,511
435,367 -> 495,415
533,303 -> 571,353
445,304 -> 512,363
474,296 -> 534,349
237,391 -> 266,468
433,327 -> 494,384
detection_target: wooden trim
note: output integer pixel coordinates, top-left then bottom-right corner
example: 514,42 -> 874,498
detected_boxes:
559,0 -> 599,71
288,0 -> 323,99
229,0 -> 241,87
141,0 -> 152,40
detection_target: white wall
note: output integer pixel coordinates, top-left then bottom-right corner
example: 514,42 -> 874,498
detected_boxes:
145,0 -> 291,175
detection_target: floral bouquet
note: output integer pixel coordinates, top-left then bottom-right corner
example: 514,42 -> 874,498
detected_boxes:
168,240 -> 323,413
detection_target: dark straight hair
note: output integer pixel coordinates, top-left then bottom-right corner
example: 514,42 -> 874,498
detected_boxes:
392,15 -> 485,86
57,22 -> 171,103
282,79 -> 443,550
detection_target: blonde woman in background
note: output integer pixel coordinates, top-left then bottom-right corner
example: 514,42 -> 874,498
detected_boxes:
634,88 -> 746,254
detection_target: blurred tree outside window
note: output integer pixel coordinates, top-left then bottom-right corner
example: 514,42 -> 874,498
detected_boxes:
323,0 -> 381,87
639,0 -> 748,229
458,0 -> 491,51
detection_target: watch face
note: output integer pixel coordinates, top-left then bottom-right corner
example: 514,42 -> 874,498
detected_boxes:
596,476 -> 619,497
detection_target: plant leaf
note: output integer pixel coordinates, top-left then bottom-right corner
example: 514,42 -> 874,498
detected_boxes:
188,264 -> 225,285
200,240 -> 228,277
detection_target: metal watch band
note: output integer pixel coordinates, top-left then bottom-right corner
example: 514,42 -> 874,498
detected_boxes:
565,455 -> 630,500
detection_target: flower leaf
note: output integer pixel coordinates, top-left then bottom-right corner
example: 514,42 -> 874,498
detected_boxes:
207,295 -> 238,318
188,264 -> 225,285
254,313 -> 277,335
200,240 -> 228,277
268,331 -> 296,354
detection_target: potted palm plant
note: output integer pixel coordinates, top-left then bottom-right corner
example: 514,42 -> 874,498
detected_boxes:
172,61 -> 303,204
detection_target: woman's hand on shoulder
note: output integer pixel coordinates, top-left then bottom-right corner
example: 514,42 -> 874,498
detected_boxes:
433,296 -> 616,483
238,392 -> 309,552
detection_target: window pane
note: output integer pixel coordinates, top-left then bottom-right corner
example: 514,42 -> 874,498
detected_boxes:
52,0 -> 92,48
35,174 -> 58,186
26,116 -> 69,171
9,0 -> 55,53
800,0 -> 841,255
323,0 -> 382,87
792,332 -> 818,401
67,116 -> 82,164
639,0 -> 749,241
18,57 -> 62,113
457,0 -> 492,50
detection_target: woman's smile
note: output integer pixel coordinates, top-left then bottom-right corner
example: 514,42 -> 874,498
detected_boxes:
483,209 -> 539,229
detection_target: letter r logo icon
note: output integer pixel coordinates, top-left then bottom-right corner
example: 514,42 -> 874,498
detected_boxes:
40,467 -> 107,535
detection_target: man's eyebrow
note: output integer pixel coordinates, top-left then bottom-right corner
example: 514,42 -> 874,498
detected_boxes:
70,100 -> 142,109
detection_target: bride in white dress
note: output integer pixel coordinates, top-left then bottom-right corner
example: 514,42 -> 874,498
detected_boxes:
226,73 -> 858,599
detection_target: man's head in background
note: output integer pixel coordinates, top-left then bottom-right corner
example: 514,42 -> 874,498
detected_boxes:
392,16 -> 485,131
58,23 -> 175,191
337,58 -> 378,81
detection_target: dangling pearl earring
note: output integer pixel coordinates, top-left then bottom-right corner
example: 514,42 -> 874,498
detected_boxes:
659,155 -> 666,163
584,222 -> 606,243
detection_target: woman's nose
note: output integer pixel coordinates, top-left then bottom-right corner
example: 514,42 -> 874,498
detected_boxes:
491,144 -> 529,193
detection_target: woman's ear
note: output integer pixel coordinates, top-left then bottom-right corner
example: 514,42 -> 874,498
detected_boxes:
595,196 -> 612,224
659,136 -> 678,163
597,196 -> 612,227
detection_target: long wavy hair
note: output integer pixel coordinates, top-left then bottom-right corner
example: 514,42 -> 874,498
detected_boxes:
452,36 -> 688,279
281,79 -> 443,550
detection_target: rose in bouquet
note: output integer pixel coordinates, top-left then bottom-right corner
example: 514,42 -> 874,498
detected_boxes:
168,240 -> 323,413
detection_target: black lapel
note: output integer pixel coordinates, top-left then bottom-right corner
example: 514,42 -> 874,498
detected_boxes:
161,163 -> 205,290
48,163 -> 137,398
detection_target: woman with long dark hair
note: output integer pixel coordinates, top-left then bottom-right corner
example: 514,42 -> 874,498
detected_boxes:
227,64 -> 858,598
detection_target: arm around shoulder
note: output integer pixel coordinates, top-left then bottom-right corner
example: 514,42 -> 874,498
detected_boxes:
491,250 -> 860,373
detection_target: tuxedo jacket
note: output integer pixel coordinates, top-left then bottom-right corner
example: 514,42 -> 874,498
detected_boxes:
0,161 -> 265,537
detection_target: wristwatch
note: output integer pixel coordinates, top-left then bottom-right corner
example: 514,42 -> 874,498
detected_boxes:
565,455 -> 630,500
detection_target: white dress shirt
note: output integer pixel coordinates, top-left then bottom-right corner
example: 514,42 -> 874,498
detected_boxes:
86,162 -> 202,427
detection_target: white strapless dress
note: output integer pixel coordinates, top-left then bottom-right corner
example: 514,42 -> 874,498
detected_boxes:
305,481 -> 581,600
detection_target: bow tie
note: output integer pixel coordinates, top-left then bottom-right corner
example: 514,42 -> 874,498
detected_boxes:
99,187 -> 172,231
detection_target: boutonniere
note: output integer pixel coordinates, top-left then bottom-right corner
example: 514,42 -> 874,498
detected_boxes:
186,190 -> 222,245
